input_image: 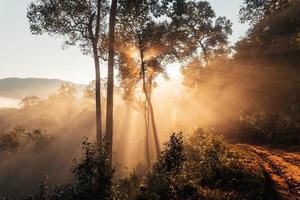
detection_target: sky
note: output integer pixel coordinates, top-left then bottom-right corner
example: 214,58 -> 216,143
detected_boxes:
0,0 -> 249,84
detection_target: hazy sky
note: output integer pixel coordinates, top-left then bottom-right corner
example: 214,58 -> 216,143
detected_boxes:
0,0 -> 249,84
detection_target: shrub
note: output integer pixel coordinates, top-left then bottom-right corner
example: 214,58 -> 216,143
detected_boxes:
70,139 -> 113,200
238,111 -> 300,147
18,139 -> 114,200
0,128 -> 49,154
134,129 -> 268,200
11,131 -> 271,200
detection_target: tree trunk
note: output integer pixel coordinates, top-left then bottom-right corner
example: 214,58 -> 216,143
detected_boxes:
106,0 -> 118,164
147,95 -> 160,159
144,101 -> 151,167
93,44 -> 102,146
87,11 -> 102,146
140,50 -> 161,160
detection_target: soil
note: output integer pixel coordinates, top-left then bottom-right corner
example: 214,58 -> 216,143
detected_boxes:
243,145 -> 300,200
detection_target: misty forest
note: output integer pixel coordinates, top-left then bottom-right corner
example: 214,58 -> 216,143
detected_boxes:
0,0 -> 300,199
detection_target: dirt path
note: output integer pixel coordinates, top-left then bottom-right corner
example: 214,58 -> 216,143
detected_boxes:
243,145 -> 300,200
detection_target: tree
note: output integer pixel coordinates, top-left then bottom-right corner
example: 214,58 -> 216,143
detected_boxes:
239,0 -> 291,25
0,128 -> 47,154
83,79 -> 107,99
27,0 -> 109,146
84,80 -> 97,99
237,0 -> 300,66
72,140 -> 113,200
57,83 -> 77,100
173,1 -> 232,65
117,0 -> 177,165
105,0 -> 118,165
21,96 -> 41,108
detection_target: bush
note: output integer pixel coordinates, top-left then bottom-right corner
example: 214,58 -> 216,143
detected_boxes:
18,139 -> 114,200
238,111 -> 300,147
0,128 -> 49,154
10,131 -> 272,200
130,129 -> 268,200
70,139 -> 113,200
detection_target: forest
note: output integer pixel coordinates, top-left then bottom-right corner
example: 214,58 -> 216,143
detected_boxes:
0,0 -> 300,199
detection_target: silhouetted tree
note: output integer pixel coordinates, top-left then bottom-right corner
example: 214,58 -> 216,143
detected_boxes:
237,0 -> 300,66
105,0 -> 118,166
21,96 -> 41,108
84,80 -> 97,99
239,0 -> 291,25
0,128 -> 47,154
83,79 -> 107,99
117,0 -> 177,165
27,0 -> 109,146
57,83 -> 77,100
172,1 -> 232,64
72,140 -> 113,200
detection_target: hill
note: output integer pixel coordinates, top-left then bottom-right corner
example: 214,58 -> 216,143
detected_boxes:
0,78 -> 86,99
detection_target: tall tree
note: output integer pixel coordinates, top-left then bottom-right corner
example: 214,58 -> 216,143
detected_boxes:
105,0 -> 118,165
239,0 -> 291,25
237,0 -> 300,66
117,0 -> 177,165
173,1 -> 232,65
27,0 -> 109,145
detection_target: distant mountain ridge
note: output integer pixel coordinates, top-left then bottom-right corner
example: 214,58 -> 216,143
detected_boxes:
0,78 -> 87,99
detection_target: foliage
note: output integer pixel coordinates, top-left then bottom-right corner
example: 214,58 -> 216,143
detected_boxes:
118,130 -> 268,200
181,59 -> 300,148
181,56 -> 231,88
27,0 -> 109,55
170,1 -> 232,64
0,128 -> 49,154
239,0 -> 291,25
27,0 -> 109,145
57,84 -> 76,100
83,80 -> 97,99
1,130 -> 274,200
116,0 -> 175,101
151,0 -> 233,65
16,139 -> 113,200
113,173 -> 141,200
21,96 -> 41,108
71,139 -> 113,200
238,111 -> 300,148
155,133 -> 185,174
116,0 -> 179,163
237,0 -> 300,66
83,79 -> 108,99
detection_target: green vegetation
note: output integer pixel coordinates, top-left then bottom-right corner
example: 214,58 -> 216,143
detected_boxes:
123,129 -> 270,200
237,0 -> 300,66
1,0 -> 299,199
237,111 -> 300,148
181,0 -> 300,149
6,130 -> 272,200
0,128 -> 49,154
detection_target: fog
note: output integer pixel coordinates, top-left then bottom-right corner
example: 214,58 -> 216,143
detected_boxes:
0,60 -> 299,197
0,81 -> 193,196
0,98 -> 20,108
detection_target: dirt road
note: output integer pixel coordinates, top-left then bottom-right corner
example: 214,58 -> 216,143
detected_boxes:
243,145 -> 300,200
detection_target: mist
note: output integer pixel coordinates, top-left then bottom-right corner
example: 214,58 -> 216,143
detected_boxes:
1,0 -> 300,199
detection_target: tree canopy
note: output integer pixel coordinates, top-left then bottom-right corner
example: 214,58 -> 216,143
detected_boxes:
28,0 -> 111,145
239,0 -> 291,25
27,0 -> 109,55
171,1 -> 232,64
236,0 -> 300,66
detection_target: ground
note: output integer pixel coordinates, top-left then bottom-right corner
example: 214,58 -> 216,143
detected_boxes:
241,145 -> 300,200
